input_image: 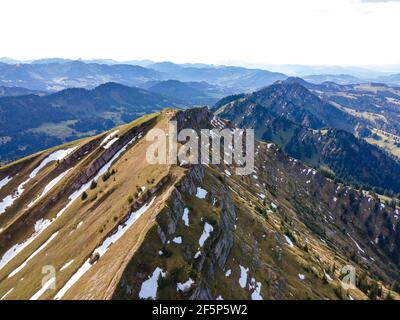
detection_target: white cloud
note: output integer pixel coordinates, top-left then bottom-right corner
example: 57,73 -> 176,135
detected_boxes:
0,0 -> 399,66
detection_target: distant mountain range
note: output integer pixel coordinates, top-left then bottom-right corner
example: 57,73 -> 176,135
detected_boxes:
148,62 -> 287,90
303,74 -> 362,85
1,58 -> 400,96
2,57 -> 398,77
0,82 -> 181,161
257,64 -> 395,79
0,61 -> 167,91
377,73 -> 400,86
0,60 -> 288,94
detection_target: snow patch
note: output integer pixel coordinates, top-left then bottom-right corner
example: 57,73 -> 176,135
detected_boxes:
284,235 -> 294,247
54,197 -> 156,300
30,147 -> 77,179
250,279 -> 263,300
0,287 -> 13,300
30,277 -> 56,300
100,130 -> 119,147
0,176 -> 12,190
198,222 -> 213,247
60,260 -> 74,271
347,233 -> 365,254
177,278 -> 194,293
324,272 -> 333,281
8,231 -> 59,278
196,187 -> 207,199
0,194 -> 16,216
102,137 -> 119,149
2,137 -> 137,272
0,218 -> 51,271
55,134 -> 140,223
182,208 -> 189,227
0,147 -> 76,215
238,265 -> 249,288
28,168 -> 73,208
173,236 -> 182,244
139,267 -> 166,300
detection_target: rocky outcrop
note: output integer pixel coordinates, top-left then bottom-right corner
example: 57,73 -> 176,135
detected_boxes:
189,179 -> 236,300
131,175 -> 170,210
211,182 -> 236,269
57,138 -> 101,172
153,160 -> 236,300
173,106 -> 213,133
156,165 -> 205,241
190,280 -> 213,300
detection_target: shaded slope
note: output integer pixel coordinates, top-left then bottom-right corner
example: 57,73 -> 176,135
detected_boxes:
216,82 -> 400,194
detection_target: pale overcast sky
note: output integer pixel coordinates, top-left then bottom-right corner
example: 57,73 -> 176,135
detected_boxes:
1,0 -> 399,66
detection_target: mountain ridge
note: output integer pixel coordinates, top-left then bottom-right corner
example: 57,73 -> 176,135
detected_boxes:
216,81 -> 400,194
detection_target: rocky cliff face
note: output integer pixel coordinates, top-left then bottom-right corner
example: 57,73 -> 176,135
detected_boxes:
112,163 -> 238,300
189,178 -> 236,300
